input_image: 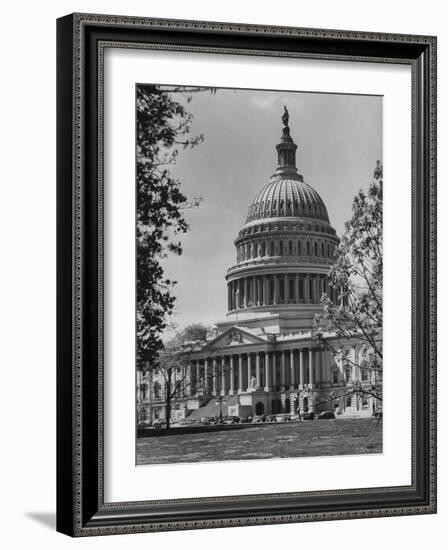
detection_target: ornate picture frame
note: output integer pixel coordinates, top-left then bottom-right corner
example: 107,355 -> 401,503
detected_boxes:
56,13 -> 437,536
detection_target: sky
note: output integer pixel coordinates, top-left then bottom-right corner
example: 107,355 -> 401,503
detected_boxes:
145,86 -> 382,332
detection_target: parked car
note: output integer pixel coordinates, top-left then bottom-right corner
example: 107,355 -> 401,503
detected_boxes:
223,415 -> 240,424
241,417 -> 252,423
302,412 -> 315,420
152,419 -> 167,429
266,415 -> 277,422
200,417 -> 211,425
252,415 -> 264,423
317,411 -> 336,420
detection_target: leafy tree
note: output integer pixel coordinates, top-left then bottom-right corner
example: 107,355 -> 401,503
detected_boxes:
313,161 -> 383,406
155,325 -> 210,428
136,85 -> 204,371
180,323 -> 210,343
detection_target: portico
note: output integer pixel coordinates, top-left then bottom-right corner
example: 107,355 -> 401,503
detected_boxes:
186,325 -> 333,416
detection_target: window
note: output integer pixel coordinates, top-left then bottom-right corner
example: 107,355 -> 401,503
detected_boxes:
279,241 -> 284,255
153,381 -> 161,399
345,367 -> 351,382
298,278 -> 304,300
306,241 -> 311,255
361,368 -> 369,382
270,241 -> 275,256
289,277 -> 295,301
333,370 -> 338,383
297,240 -> 302,255
314,241 -> 318,255
346,396 -> 352,407
288,240 -> 293,255
261,242 -> 265,256
279,279 -> 285,301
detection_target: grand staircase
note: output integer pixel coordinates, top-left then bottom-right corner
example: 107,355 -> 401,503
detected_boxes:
187,394 -> 240,421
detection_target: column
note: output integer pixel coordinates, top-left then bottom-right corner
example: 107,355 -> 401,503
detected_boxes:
238,279 -> 243,308
274,275 -> 279,305
309,349 -> 314,386
256,352 -> 261,389
315,275 -> 320,303
280,351 -> 286,390
212,358 -> 217,396
246,354 -> 251,391
229,356 -> 235,395
221,357 -> 226,395
314,349 -> 320,384
299,349 -> 305,387
239,354 -> 244,393
264,276 -> 269,305
304,275 -> 310,303
285,274 -> 289,303
264,352 -> 271,391
204,358 -> 209,393
172,367 -> 177,400
190,362 -> 195,395
289,349 -> 295,389
195,361 -> 200,394
244,278 -> 248,308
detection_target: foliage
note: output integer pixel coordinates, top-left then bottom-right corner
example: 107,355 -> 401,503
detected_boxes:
313,161 -> 383,403
136,85 -> 204,370
179,323 -> 210,343
154,324 -> 210,428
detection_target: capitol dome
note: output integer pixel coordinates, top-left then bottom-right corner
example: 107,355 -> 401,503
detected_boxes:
225,107 -> 339,328
245,175 -> 330,224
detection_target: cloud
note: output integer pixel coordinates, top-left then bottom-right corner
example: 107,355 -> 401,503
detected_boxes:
249,91 -> 307,113
249,94 -> 278,109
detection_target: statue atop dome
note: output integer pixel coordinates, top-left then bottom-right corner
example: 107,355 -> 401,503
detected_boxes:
282,105 -> 289,128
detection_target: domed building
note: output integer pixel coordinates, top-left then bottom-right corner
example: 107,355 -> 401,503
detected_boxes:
225,107 -> 339,332
141,109 -> 378,423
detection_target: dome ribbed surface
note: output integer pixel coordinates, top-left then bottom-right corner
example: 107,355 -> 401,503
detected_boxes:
246,173 -> 329,223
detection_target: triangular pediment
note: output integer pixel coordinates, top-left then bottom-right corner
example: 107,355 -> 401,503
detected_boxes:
206,326 -> 267,350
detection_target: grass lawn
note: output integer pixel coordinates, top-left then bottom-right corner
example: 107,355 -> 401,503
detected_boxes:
137,418 -> 382,465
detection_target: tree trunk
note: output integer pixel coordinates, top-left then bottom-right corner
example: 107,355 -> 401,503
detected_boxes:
165,372 -> 171,429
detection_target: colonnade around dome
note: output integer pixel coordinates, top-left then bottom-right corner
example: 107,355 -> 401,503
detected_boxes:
227,272 -> 335,311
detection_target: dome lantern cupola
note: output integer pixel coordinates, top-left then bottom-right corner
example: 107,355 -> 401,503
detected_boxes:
274,106 -> 298,176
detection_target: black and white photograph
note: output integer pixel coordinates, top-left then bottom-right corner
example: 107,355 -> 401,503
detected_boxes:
136,84 -> 383,465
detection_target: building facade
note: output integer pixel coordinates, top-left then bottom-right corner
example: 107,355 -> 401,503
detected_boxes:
138,110 -> 379,424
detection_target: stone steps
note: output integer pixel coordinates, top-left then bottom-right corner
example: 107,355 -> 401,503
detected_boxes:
187,394 -> 240,420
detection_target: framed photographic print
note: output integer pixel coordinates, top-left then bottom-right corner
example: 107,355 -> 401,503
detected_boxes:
56,13 -> 437,536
